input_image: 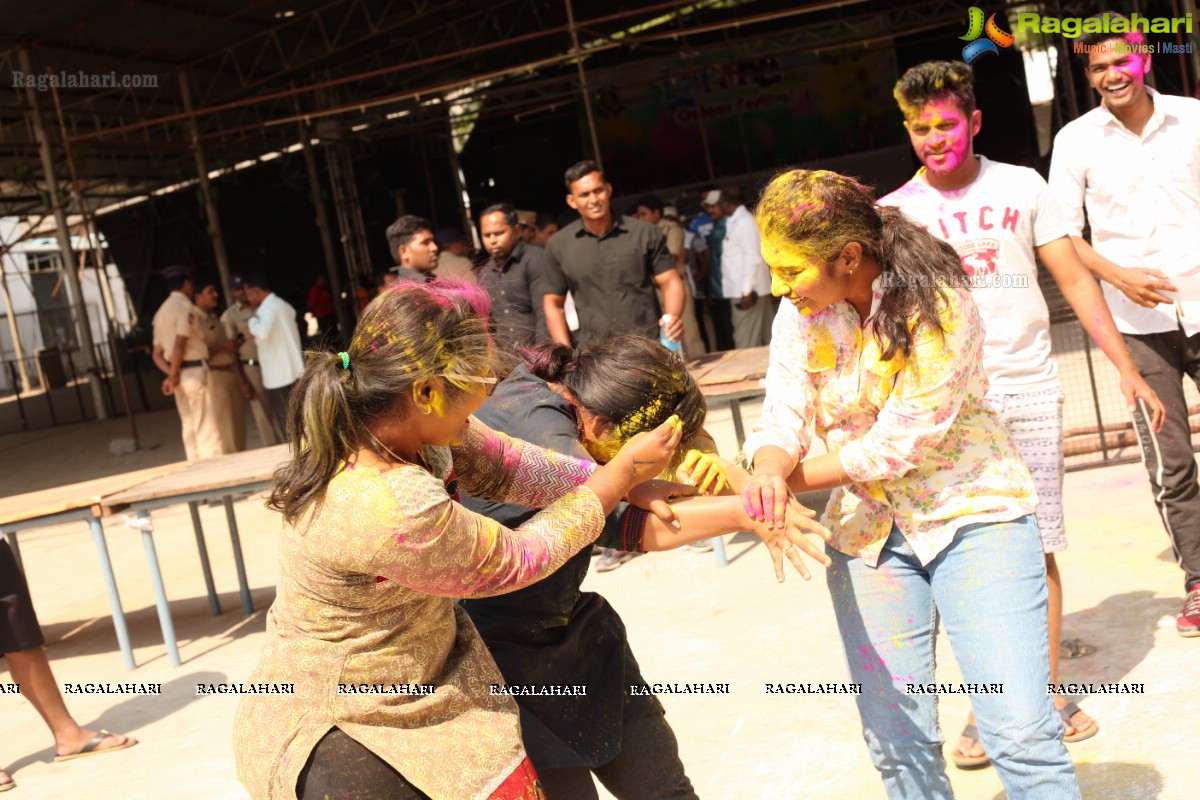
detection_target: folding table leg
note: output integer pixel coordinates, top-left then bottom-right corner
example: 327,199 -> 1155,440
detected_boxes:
187,502 -> 221,615
138,520 -> 182,667
223,495 -> 254,615
729,396 -> 747,459
712,535 -> 729,567
87,517 -> 136,670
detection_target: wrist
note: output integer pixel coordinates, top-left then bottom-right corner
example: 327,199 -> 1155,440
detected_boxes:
1118,366 -> 1141,381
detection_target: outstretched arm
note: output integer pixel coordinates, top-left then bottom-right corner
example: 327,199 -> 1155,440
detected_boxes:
451,416 -> 596,507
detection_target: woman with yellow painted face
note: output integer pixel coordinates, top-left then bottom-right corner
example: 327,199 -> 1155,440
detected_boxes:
234,281 -> 686,800
460,334 -> 830,800
741,170 -> 1082,800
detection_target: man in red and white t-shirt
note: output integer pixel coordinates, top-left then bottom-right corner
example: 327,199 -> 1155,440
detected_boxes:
881,59 -> 1163,769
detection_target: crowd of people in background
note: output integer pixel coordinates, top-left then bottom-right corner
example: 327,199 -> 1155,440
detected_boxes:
120,14 -> 1200,798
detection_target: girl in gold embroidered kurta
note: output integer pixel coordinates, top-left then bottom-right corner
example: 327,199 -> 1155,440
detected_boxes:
744,282 -> 1038,567
233,419 -> 608,800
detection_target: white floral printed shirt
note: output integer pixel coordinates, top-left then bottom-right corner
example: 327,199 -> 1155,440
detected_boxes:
744,278 -> 1037,567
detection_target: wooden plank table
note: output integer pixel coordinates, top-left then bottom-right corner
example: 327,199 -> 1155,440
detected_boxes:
693,346 -> 770,456
0,464 -> 184,670
98,444 -> 289,667
690,346 -> 770,567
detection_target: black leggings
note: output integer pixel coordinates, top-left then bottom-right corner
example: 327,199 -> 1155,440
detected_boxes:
297,728 -> 432,800
537,712 -> 698,800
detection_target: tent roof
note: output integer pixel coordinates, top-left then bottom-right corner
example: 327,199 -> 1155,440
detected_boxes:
0,0 -> 970,218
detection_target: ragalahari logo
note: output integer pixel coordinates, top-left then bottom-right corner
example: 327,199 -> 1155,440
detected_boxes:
960,7 -> 1015,63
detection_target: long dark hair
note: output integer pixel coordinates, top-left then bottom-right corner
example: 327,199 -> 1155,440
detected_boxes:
269,280 -> 502,525
524,335 -> 706,462
755,169 -> 967,361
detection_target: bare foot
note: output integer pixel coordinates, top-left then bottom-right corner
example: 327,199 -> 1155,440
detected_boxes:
0,768 -> 12,787
954,732 -> 986,760
55,729 -> 137,759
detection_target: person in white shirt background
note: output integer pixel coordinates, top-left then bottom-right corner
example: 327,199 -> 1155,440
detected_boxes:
244,271 -> 306,432
881,58 -> 1164,769
1048,12 -> 1200,639
717,186 -> 774,348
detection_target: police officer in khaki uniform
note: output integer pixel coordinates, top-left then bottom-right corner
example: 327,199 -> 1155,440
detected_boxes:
195,276 -> 251,453
220,273 -> 280,446
151,265 -> 223,461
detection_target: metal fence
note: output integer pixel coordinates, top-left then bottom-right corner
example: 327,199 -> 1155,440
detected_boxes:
1043,270 -> 1200,472
0,337 -> 164,433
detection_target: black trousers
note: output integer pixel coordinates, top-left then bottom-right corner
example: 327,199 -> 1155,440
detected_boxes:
706,297 -> 735,352
0,538 -> 45,653
1125,327 -> 1200,590
537,712 -> 697,800
298,728 -> 431,800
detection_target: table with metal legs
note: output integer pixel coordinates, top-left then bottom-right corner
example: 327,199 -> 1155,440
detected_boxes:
98,445 -> 287,667
0,465 -> 184,670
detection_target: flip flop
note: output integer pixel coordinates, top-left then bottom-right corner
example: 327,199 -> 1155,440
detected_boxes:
53,730 -> 137,762
950,723 -> 991,769
0,778 -> 14,793
1059,701 -> 1099,743
1059,638 -> 1096,659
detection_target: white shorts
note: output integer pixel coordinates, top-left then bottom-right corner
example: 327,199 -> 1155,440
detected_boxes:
986,385 -> 1066,554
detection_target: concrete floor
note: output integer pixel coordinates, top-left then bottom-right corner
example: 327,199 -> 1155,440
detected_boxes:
0,404 -> 1193,799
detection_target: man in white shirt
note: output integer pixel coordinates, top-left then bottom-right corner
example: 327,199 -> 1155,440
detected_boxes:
222,273 -> 281,446
244,271 -> 305,432
718,186 -> 774,348
884,58 -> 1163,766
1049,13 -> 1200,638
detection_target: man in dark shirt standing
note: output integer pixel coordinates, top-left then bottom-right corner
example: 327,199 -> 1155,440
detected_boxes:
542,160 -> 685,347
476,203 -> 548,345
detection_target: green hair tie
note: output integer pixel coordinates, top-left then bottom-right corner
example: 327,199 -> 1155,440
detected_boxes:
337,351 -> 351,371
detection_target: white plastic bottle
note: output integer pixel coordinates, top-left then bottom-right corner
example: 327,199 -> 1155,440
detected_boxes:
659,314 -> 683,353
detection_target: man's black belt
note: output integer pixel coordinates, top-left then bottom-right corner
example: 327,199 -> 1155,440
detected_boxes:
240,359 -> 260,367
180,360 -> 205,368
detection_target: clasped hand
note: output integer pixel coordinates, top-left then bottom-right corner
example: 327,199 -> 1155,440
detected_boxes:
750,497 -> 831,583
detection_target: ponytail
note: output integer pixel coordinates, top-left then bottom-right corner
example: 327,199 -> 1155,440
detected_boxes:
523,339 -> 577,383
870,206 -> 965,361
269,351 -> 359,524
268,280 -> 500,526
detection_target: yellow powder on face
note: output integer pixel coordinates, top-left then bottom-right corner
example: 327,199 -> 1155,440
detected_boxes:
429,386 -> 451,417
584,435 -> 622,464
759,230 -> 819,270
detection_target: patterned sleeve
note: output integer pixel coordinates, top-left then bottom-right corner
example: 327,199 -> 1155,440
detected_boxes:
372,468 -> 605,598
451,416 -> 596,508
838,289 -> 980,483
742,300 -> 814,469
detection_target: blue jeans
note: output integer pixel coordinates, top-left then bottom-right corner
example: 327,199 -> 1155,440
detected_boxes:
826,517 -> 1080,800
